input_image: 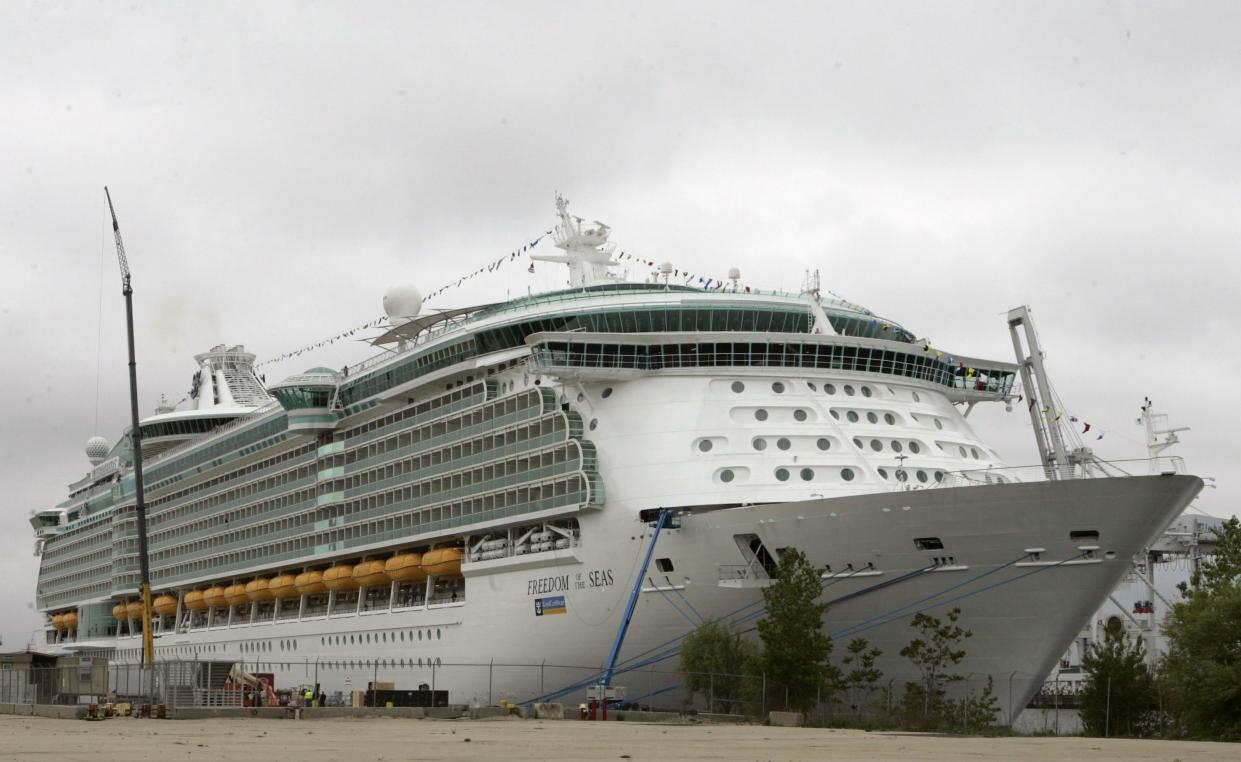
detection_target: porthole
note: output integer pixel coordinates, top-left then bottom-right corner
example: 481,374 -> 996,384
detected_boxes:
417,630 -> 422,641
996,475 -> 1007,484
825,383 -> 837,395
866,412 -> 878,424
418,658 -> 423,667
720,469 -> 735,483
807,382 -> 817,391
382,632 -> 388,643
755,409 -> 769,421
861,386 -> 872,398
909,441 -> 921,454
846,411 -> 859,423
775,468 -> 790,482
400,631 -> 405,642
576,392 -> 585,403
730,381 -> 745,394
777,438 -> 791,451
350,635 -> 355,645
589,418 -> 598,430
752,438 -> 767,451
772,381 -> 785,394
971,447 -> 981,459
830,410 -> 840,420
896,470 -> 908,482
870,439 -> 882,452
885,413 -> 896,425
841,468 -> 855,481
934,471 -> 945,483
794,409 -> 808,422
853,437 -> 863,449
959,446 -> 967,458
698,439 -> 713,453
844,385 -> 856,396
912,391 -> 921,402
800,468 -> 814,481
934,419 -> 943,430
892,441 -> 903,453
602,387 -> 613,398
916,470 -> 928,483
877,468 -> 889,479
437,629 -> 441,640
816,438 -> 831,451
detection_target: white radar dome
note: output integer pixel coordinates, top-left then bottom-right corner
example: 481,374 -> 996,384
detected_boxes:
383,285 -> 424,326
85,436 -> 110,466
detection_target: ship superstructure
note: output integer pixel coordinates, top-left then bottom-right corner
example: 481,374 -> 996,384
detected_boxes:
30,196 -> 1201,719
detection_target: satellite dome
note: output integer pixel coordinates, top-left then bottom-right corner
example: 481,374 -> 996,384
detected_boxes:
383,285 -> 423,327
85,436 -> 110,466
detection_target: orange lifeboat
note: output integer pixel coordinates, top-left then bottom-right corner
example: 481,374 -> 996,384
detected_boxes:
224,583 -> 249,607
269,574 -> 299,599
294,570 -> 327,595
246,578 -> 274,602
384,553 -> 426,582
125,601 -> 144,619
112,602 -> 129,620
322,564 -> 358,591
52,613 -> 67,630
420,548 -> 463,577
184,590 -> 208,611
153,594 -> 178,616
203,586 -> 228,609
63,611 -> 78,630
352,560 -> 388,588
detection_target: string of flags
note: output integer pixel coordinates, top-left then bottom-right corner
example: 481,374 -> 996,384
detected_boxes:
255,315 -> 388,368
423,230 -> 555,303
256,234 -> 762,369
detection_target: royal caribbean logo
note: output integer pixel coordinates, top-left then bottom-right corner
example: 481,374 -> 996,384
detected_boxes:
534,595 -> 567,616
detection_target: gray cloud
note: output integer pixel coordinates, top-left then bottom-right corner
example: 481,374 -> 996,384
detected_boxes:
2,0 -> 1237,650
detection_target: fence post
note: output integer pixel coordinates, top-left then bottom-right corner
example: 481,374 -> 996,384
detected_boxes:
709,672 -> 714,713
649,665 -> 654,709
431,662 -> 436,694
761,673 -> 766,717
489,658 -> 494,706
540,659 -> 545,699
1008,671 -> 1015,728
1105,676 -> 1111,738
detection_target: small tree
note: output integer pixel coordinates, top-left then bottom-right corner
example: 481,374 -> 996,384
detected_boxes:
1161,516 -> 1241,740
899,607 -> 972,726
756,547 -> 837,713
1080,621 -> 1156,737
838,637 -> 883,722
680,619 -> 761,713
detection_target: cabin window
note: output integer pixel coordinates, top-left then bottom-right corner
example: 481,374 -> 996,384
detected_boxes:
914,537 -> 944,551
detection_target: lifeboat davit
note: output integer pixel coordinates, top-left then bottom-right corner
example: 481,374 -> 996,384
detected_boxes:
421,548 -> 463,577
384,553 -> 426,582
112,602 -> 129,620
153,594 -> 178,616
322,564 -> 358,591
246,578 -> 274,602
295,570 -> 327,595
63,611 -> 78,630
352,560 -> 388,588
184,590 -> 208,611
125,601 -> 144,619
269,574 -> 299,599
203,586 -> 228,609
224,583 -> 249,607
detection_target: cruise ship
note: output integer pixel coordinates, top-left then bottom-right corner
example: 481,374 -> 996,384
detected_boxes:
31,196 -> 1202,718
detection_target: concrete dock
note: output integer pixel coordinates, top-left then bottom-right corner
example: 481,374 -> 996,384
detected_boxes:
2,714 -> 1238,761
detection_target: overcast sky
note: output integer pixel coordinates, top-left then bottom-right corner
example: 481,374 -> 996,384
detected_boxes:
2,1 -> 1238,651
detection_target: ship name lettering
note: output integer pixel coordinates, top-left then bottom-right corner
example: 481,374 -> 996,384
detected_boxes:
528,575 -> 571,595
588,569 -> 614,588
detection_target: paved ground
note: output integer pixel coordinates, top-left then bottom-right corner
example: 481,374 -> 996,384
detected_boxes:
2,715 -> 1238,761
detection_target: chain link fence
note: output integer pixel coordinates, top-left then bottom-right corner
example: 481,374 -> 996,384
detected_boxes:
2,658 -> 1065,732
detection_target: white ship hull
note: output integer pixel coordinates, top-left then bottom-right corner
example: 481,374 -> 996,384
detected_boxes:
85,472 -> 1201,721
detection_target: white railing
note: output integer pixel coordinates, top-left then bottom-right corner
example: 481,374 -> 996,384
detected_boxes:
931,457 -> 1189,489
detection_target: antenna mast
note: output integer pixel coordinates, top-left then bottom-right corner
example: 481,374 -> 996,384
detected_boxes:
104,187 -> 156,686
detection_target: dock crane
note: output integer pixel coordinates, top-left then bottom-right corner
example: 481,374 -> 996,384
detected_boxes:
105,188 -> 156,694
